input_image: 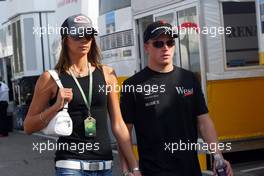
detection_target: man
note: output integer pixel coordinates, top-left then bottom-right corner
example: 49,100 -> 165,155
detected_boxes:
119,21 -> 233,176
0,77 -> 9,137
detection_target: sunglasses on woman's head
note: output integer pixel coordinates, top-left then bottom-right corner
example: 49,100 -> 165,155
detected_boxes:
151,40 -> 175,48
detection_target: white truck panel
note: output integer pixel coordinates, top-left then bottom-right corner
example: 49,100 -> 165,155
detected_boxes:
132,0 -> 183,15
7,0 -> 55,18
115,7 -> 132,32
256,0 -> 264,54
202,0 -> 225,74
98,7 -> 132,36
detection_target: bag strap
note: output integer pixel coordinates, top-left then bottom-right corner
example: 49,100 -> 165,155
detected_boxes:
48,70 -> 63,88
48,70 -> 68,110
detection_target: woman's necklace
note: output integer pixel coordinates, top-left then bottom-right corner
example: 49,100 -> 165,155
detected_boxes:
70,66 -> 87,77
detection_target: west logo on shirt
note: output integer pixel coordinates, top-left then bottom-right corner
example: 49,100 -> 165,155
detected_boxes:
175,86 -> 193,97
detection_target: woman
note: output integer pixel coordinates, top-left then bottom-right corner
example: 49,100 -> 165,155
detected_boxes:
24,14 -> 141,176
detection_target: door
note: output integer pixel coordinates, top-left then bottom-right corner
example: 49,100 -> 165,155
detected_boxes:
154,5 -> 203,82
136,15 -> 153,69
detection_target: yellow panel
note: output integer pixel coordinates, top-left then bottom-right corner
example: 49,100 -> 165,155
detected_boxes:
117,76 -> 128,86
132,145 -> 139,160
260,52 -> 264,65
198,153 -> 207,171
207,77 -> 264,140
117,76 -> 128,98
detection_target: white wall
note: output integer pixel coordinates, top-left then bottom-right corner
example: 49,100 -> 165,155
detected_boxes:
0,1 -> 12,58
98,7 -> 132,35
202,0 -> 225,74
115,7 -> 132,32
0,1 -> 8,24
7,0 -> 35,19
55,0 -> 82,28
54,0 -> 98,29
98,6 -> 136,76
87,0 -> 99,30
33,0 -> 56,12
0,0 -> 99,69
132,0 -> 183,15
256,0 -> 264,55
5,0 -> 55,19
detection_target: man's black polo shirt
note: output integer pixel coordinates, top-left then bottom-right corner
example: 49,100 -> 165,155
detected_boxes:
120,66 -> 208,176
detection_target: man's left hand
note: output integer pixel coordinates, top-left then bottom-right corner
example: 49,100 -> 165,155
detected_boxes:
213,159 -> 233,176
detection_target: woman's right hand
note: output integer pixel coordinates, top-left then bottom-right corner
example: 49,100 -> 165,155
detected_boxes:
54,88 -> 73,110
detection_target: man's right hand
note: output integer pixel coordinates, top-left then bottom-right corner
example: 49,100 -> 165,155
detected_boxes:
132,171 -> 142,176
122,170 -> 142,176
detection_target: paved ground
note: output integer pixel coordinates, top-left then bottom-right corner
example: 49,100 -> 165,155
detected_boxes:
1,131 -> 264,176
0,132 -> 121,176
232,161 -> 264,176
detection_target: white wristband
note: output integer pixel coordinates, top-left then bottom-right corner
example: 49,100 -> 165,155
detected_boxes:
132,167 -> 140,172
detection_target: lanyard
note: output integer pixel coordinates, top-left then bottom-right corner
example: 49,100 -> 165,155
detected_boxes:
69,62 -> 93,116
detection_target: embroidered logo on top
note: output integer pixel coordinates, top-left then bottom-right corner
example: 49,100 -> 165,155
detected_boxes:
175,86 -> 193,97
151,26 -> 171,35
74,16 -> 90,23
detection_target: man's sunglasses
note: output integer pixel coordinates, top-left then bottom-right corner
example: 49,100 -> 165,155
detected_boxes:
152,40 -> 175,48
70,35 -> 92,41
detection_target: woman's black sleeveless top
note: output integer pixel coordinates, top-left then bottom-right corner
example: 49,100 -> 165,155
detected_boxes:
50,67 -> 113,161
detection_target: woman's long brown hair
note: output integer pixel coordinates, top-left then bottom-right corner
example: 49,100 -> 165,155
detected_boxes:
55,36 -> 102,74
